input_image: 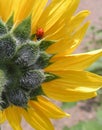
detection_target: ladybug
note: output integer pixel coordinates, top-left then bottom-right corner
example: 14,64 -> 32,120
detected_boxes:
36,28 -> 44,40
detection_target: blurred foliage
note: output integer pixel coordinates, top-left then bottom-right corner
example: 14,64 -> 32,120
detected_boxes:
85,19 -> 102,75
63,109 -> 102,130
85,18 -> 102,50
87,57 -> 102,75
61,102 -> 77,109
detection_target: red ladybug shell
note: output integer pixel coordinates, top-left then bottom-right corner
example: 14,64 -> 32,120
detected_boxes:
36,28 -> 44,40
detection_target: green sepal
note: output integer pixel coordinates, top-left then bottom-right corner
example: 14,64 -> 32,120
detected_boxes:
0,19 -> 7,36
30,33 -> 36,40
44,72 -> 60,82
6,14 -> 14,31
13,15 -> 31,43
0,34 -> 16,62
30,86 -> 44,100
39,40 -> 56,51
34,51 -> 53,69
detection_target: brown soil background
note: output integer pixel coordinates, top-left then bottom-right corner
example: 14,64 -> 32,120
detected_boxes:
1,0 -> 102,130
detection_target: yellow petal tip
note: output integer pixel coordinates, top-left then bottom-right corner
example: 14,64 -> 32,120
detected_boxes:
65,113 -> 70,118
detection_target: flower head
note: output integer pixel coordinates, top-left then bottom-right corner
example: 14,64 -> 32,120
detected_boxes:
0,0 -> 102,130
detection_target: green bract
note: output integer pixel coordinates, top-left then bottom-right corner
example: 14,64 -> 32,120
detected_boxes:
0,16 -> 57,110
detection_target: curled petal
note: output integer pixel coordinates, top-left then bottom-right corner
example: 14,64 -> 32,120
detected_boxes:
47,22 -> 89,54
42,85 -> 97,102
46,49 -> 102,70
44,70 -> 102,89
29,96 -> 70,119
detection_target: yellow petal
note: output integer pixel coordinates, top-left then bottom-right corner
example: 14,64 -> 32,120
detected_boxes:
46,49 -> 102,71
66,22 -> 90,54
14,0 -> 35,23
45,9 -> 89,41
0,0 -> 14,21
45,0 -> 80,37
0,110 -> 6,124
30,96 -> 70,119
37,0 -> 80,33
43,70 -> 102,91
68,10 -> 90,33
31,0 -> 48,33
21,108 -> 44,130
46,22 -> 89,54
45,19 -> 67,41
21,107 -> 54,130
5,106 -> 22,130
42,84 -> 97,102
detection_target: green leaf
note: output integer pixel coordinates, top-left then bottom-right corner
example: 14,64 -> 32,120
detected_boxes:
13,15 -> 31,43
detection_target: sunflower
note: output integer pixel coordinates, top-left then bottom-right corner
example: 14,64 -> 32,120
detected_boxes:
0,0 -> 102,130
